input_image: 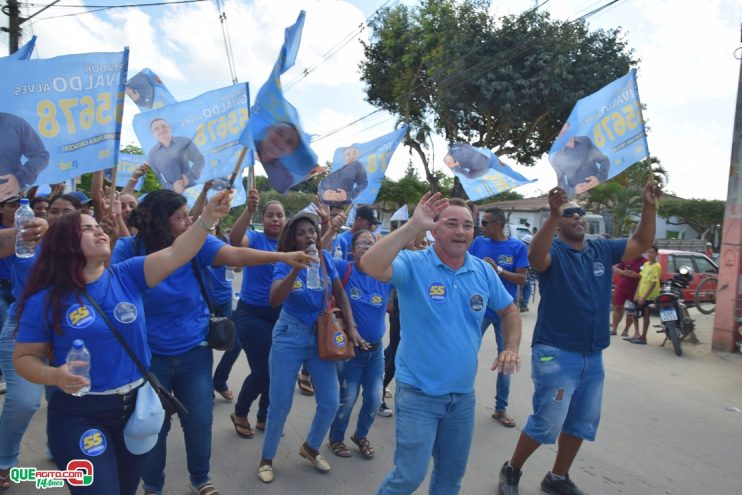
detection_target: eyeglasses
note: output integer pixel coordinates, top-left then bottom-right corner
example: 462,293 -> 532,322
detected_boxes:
562,207 -> 586,218
353,241 -> 374,248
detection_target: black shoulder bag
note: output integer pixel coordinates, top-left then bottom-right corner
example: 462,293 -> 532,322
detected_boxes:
81,289 -> 188,417
190,260 -> 236,352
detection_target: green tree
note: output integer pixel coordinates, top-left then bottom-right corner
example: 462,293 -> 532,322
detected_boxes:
658,199 -> 725,240
360,0 -> 636,195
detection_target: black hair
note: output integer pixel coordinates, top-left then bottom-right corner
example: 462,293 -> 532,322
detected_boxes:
277,214 -> 318,253
30,196 -> 50,209
483,207 -> 506,224
128,189 -> 187,254
50,193 -> 83,210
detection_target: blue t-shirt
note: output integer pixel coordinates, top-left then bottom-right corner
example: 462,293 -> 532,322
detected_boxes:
534,238 -> 626,352
469,236 -> 529,319
239,230 -> 278,307
205,265 -> 233,306
5,244 -> 41,318
391,247 -> 512,395
0,224 -> 13,281
273,250 -> 339,323
111,235 -> 225,355
333,259 -> 391,344
16,257 -> 150,392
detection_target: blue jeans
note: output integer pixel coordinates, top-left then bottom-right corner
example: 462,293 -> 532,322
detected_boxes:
211,300 -> 242,393
521,273 -> 533,309
142,345 -> 213,493
480,317 -> 510,411
329,345 -> 384,443
47,388 -> 146,495
234,302 -> 279,421
0,316 -> 44,469
376,382 -> 476,495
261,311 -> 339,461
523,344 -> 604,444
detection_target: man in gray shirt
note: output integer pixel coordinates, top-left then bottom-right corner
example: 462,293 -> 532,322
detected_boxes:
147,118 -> 205,193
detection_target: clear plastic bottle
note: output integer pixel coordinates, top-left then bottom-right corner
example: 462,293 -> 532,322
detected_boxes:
66,339 -> 91,397
306,243 -> 321,290
14,198 -> 35,258
225,266 -> 234,281
333,243 -> 343,260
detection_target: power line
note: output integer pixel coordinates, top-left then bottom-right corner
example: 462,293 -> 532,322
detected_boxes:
32,0 -> 208,21
214,0 -> 238,84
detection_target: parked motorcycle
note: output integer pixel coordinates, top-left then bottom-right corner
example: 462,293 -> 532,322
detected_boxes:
654,265 -> 696,356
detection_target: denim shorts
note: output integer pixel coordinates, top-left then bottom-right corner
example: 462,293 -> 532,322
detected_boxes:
522,344 -> 604,444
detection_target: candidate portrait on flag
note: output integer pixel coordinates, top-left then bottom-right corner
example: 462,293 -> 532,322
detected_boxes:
0,112 -> 50,198
146,117 -> 205,193
318,145 -> 368,206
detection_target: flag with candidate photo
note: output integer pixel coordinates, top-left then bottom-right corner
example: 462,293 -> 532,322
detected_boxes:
444,143 -> 535,201
319,127 -> 407,207
0,36 -> 36,61
548,69 -> 649,198
181,177 -> 246,210
104,152 -> 147,190
125,68 -> 177,112
0,49 -> 128,201
238,10 -> 317,194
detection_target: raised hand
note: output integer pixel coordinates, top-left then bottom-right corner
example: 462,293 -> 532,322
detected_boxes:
203,190 -> 234,224
643,178 -> 662,208
247,188 -> 260,212
410,192 -> 449,231
282,250 -> 318,270
547,187 -> 568,217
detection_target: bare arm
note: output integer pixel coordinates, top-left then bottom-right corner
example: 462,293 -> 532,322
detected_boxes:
121,164 -> 149,196
483,259 -> 527,286
212,244 -> 314,269
269,269 -> 302,308
0,218 -> 47,258
491,303 -> 522,373
359,192 -> 448,282
14,342 -> 89,394
189,180 -> 213,219
528,187 -> 566,272
229,188 -> 259,247
623,179 -> 661,262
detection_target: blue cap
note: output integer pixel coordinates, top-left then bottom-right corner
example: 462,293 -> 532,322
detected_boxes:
68,191 -> 92,205
124,382 -> 165,455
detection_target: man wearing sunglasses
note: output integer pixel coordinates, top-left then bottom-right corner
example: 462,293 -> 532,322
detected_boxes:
498,181 -> 660,495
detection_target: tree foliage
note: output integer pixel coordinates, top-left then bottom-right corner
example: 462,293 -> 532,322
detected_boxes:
360,0 -> 636,195
658,199 -> 725,238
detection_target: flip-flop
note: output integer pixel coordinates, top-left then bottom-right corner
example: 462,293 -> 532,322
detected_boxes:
0,467 -> 10,490
230,413 -> 254,438
297,372 -> 315,396
492,410 -> 516,427
629,338 -> 647,345
216,389 -> 234,401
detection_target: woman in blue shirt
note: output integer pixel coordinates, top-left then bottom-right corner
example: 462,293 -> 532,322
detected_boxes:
227,190 -> 285,438
111,190 -> 312,495
12,191 -> 232,495
327,230 -> 391,459
257,213 -> 365,484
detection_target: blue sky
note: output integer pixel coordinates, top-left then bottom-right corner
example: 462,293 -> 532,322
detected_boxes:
3,0 -> 738,200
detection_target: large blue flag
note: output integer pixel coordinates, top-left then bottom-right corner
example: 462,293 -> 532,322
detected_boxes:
238,11 -> 317,194
181,177 -> 246,210
104,152 -> 146,190
0,36 -> 36,61
133,84 -> 249,193
444,143 -> 535,201
548,69 -> 649,197
319,126 -> 407,206
125,68 -> 177,111
0,49 -> 129,201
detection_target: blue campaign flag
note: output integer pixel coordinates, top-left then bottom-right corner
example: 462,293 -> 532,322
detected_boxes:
444,143 -> 535,201
548,69 -> 649,197
239,11 -> 318,194
1,36 -> 37,61
132,83 -> 249,194
181,178 -> 246,210
125,68 -> 177,111
104,152 -> 146,190
0,49 -> 129,201
319,126 -> 407,206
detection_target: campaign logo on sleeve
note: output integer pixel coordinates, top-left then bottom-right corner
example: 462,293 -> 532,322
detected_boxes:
113,302 -> 137,324
427,282 -> 447,302
79,429 -> 106,457
66,304 -> 95,329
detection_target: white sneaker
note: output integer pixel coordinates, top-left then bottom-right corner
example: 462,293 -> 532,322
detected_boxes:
0,377 -> 6,394
378,402 -> 393,417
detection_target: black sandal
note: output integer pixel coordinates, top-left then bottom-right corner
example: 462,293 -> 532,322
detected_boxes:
230,413 -> 254,439
297,371 -> 314,396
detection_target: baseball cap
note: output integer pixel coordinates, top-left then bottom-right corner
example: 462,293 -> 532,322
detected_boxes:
123,382 -> 165,455
0,194 -> 21,204
68,191 -> 92,205
356,206 -> 381,225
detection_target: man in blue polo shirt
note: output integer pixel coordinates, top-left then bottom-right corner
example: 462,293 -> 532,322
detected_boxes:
469,207 -> 528,428
498,182 -> 659,495
360,193 -> 522,495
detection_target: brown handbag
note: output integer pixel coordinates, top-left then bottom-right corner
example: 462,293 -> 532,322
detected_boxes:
316,255 -> 356,361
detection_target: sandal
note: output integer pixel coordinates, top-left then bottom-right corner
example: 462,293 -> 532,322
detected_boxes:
255,421 -> 266,431
230,413 -> 254,439
215,389 -> 234,401
329,441 -> 352,457
350,434 -> 374,459
297,371 -> 315,396
190,481 -> 220,495
0,468 -> 10,490
492,410 -> 516,428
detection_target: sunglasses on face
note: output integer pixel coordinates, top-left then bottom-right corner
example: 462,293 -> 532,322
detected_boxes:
562,207 -> 586,218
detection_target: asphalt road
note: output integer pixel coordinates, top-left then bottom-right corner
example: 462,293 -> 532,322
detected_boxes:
5,291 -> 742,494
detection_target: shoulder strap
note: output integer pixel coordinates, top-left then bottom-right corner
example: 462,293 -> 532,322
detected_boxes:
190,259 -> 215,315
81,289 -> 158,390
319,251 -> 332,311
342,262 -> 352,288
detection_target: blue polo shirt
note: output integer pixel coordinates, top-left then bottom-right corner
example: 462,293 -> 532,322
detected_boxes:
534,238 -> 626,352
469,236 -> 528,319
239,230 -> 278,307
17,257 -> 150,392
334,259 -> 391,344
391,247 -> 512,395
111,235 -> 225,355
273,250 -> 338,324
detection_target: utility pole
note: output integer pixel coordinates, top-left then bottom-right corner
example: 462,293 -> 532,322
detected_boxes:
2,0 -> 22,54
712,26 -> 742,353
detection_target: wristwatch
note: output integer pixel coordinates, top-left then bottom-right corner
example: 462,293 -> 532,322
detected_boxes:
496,266 -> 503,275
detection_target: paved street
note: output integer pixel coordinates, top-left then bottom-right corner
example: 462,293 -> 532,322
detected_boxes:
5,293 -> 742,494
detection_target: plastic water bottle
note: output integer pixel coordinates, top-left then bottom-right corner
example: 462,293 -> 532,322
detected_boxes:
225,266 -> 234,281
306,243 -> 321,290
333,243 -> 343,260
66,339 -> 91,397
14,198 -> 35,258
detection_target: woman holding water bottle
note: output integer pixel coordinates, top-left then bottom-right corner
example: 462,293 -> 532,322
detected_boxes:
12,191 -> 233,495
256,212 -> 364,484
